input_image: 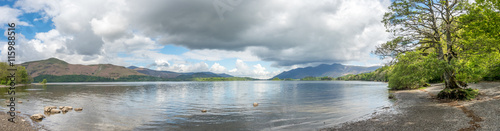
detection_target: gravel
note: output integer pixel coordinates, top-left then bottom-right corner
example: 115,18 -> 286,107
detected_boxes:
0,112 -> 41,131
322,82 -> 500,131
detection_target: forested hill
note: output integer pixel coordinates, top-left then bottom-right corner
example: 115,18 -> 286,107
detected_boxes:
21,58 -> 145,79
273,64 -> 380,79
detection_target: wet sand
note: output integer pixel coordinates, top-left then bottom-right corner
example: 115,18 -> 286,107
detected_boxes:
322,82 -> 500,131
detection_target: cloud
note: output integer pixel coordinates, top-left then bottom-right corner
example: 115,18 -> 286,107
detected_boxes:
183,49 -> 260,61
14,0 -> 390,67
9,0 -> 392,78
120,0 -> 391,67
0,5 -> 29,27
227,59 -> 279,79
209,63 -> 227,73
157,62 -> 210,73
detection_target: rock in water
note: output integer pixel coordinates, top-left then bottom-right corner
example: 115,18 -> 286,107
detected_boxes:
65,106 -> 73,110
74,108 -> 83,111
30,114 -> 45,120
61,108 -> 69,112
59,106 -> 65,109
201,109 -> 207,113
50,109 -> 61,113
44,106 -> 57,112
18,101 -> 22,103
253,102 -> 259,107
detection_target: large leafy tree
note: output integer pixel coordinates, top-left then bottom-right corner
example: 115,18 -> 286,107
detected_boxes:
459,0 -> 500,81
377,0 -> 468,89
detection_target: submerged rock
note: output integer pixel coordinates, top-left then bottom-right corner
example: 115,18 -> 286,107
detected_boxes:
30,114 -> 45,120
59,106 -> 64,109
18,101 -> 22,103
74,108 -> 83,111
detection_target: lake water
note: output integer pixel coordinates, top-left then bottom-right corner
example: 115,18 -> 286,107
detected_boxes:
1,81 -> 391,130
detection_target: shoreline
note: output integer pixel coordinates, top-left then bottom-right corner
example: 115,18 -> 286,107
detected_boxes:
0,83 -> 43,88
322,82 -> 500,130
0,112 -> 41,131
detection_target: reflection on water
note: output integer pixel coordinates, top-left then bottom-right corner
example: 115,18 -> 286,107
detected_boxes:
0,81 -> 390,130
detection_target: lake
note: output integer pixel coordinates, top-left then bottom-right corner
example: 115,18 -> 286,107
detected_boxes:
0,81 -> 391,130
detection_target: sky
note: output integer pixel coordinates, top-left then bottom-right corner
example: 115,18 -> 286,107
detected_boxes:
0,0 -> 392,79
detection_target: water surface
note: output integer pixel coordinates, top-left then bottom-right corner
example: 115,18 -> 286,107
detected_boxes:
0,81 -> 390,130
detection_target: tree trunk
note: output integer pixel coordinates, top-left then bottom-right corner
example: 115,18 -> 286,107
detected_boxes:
443,70 -> 460,89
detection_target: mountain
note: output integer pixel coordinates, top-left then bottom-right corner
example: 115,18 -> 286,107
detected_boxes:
127,66 -> 139,69
273,64 -> 381,79
22,58 -> 145,79
130,67 -> 181,78
128,67 -> 233,79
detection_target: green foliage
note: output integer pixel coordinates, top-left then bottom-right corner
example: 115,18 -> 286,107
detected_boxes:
301,76 -> 319,81
271,77 -> 281,81
34,75 -> 114,82
0,62 -> 31,85
457,0 -> 500,82
388,52 -> 445,90
40,79 -> 47,85
437,88 -> 479,100
320,76 -> 333,80
336,66 -> 392,82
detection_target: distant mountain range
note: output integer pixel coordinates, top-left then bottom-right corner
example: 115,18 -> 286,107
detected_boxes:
21,58 -> 233,81
21,58 -> 379,82
128,66 -> 232,79
273,64 -> 380,79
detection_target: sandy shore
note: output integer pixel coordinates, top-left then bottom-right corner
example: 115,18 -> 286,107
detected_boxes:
322,82 -> 500,131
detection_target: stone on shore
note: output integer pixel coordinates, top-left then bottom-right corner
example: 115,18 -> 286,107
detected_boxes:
30,114 -> 45,120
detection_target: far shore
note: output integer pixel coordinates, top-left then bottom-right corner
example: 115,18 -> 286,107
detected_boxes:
0,83 -> 43,88
322,81 -> 500,130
